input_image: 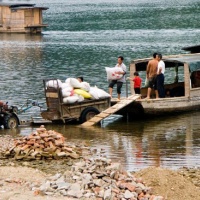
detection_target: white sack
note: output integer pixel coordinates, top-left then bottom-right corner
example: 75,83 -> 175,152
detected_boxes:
46,79 -> 62,88
144,77 -> 149,87
63,96 -> 79,104
80,82 -> 90,92
89,87 -> 99,100
61,82 -> 72,89
65,78 -> 82,88
105,67 -> 123,81
75,94 -> 85,102
94,86 -> 111,99
61,86 -> 74,97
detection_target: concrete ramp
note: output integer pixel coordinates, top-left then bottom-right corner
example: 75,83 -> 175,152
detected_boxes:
81,94 -> 140,126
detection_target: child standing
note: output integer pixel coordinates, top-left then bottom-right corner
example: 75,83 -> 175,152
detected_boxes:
127,72 -> 142,94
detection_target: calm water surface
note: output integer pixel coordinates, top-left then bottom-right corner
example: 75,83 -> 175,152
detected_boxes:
2,111 -> 200,171
0,0 -> 200,171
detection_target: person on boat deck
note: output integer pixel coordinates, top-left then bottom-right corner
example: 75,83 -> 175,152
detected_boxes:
77,76 -> 83,83
165,88 -> 171,97
109,56 -> 127,100
146,52 -> 158,99
127,71 -> 142,94
156,53 -> 165,98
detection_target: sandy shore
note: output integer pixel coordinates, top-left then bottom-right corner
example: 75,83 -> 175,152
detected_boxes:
0,131 -> 200,200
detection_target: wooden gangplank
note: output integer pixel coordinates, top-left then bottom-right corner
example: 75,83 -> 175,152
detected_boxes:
81,94 -> 141,126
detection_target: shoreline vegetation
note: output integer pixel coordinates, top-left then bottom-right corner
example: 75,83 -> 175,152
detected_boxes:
0,126 -> 200,200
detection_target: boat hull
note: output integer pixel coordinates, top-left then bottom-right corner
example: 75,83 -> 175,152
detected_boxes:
116,96 -> 200,118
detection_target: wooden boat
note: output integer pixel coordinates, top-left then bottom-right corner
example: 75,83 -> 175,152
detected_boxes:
0,3 -> 48,33
116,53 -> 200,117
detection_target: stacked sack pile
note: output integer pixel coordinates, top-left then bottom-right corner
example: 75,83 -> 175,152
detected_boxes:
46,78 -> 111,104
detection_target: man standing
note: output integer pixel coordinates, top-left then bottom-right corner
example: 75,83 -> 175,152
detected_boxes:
146,52 -> 158,99
156,53 -> 165,98
109,56 -> 126,100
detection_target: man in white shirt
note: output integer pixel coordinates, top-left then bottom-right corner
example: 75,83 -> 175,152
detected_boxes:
109,56 -> 126,100
156,53 -> 165,98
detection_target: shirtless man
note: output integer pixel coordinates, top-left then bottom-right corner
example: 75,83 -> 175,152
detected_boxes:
146,52 -> 158,99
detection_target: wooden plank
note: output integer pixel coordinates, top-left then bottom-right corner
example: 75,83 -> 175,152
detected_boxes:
86,116 -> 103,123
102,108 -> 118,114
46,92 -> 58,98
115,100 -> 133,105
111,97 -> 132,104
127,94 -> 141,99
111,103 -> 127,109
81,121 -> 96,126
96,112 -> 110,118
81,95 -> 141,126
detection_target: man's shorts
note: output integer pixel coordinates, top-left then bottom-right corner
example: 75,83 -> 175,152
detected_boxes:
109,80 -> 123,94
148,76 -> 157,89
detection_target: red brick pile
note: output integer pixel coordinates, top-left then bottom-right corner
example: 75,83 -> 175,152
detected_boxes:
3,126 -> 81,160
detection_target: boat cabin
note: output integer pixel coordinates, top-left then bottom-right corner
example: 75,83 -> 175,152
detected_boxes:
113,53 -> 200,117
0,3 -> 48,33
129,53 -> 200,99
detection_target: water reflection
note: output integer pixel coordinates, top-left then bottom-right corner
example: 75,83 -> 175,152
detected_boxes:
0,34 -> 45,105
1,0 -> 200,172
1,111 -> 200,171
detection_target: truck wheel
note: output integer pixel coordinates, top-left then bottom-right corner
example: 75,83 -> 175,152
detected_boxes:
80,107 -> 100,123
4,115 -> 19,129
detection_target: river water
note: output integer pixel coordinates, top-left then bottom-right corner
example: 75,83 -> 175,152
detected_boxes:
0,0 -> 200,171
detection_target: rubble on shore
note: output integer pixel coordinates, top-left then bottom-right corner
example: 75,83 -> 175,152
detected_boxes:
34,157 -> 163,200
0,126 -> 200,200
0,126 -> 164,199
0,126 -> 81,160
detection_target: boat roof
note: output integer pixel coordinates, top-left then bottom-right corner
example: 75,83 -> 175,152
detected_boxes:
182,45 -> 200,53
165,53 -> 200,63
132,53 -> 200,72
166,54 -> 200,72
0,3 -> 48,10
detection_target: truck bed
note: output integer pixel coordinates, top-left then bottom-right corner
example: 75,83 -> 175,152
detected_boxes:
41,84 -> 111,123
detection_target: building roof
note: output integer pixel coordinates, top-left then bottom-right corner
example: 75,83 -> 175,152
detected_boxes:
0,3 -> 48,10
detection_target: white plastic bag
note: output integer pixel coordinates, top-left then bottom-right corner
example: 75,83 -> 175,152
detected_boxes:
61,84 -> 73,94
46,79 -> 62,88
76,94 -> 84,102
63,96 -> 79,104
65,78 -> 82,88
62,87 -> 74,97
61,82 -> 71,89
89,87 -> 99,100
80,82 -> 90,92
145,77 -> 149,87
105,67 -> 123,81
94,86 -> 111,99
